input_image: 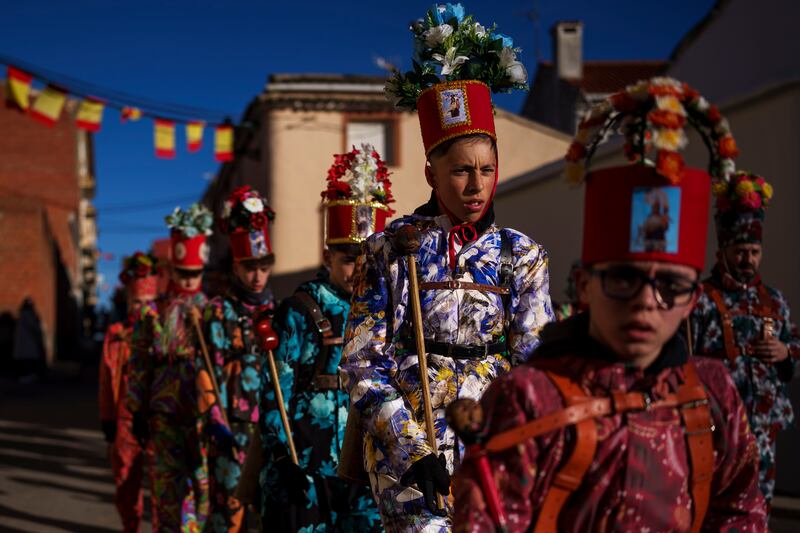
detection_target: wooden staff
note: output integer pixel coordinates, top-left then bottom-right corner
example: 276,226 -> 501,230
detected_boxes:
255,316 -> 299,465
395,225 -> 445,512
190,307 -> 230,429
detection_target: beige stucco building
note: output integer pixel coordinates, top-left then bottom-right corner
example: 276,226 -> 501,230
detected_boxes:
203,74 -> 570,297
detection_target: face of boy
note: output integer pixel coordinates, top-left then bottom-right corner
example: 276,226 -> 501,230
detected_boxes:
324,249 -> 357,295
233,259 -> 272,293
171,267 -> 203,292
578,261 -> 699,368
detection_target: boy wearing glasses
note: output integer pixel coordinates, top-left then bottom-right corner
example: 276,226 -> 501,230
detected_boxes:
451,79 -> 766,531
127,204 -> 213,531
692,172 -> 799,510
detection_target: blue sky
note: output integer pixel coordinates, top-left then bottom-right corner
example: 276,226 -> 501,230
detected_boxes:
1,0 -> 715,306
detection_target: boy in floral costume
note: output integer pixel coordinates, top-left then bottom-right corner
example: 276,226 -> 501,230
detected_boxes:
200,186 -> 276,532
692,171 -> 799,509
341,5 -> 553,531
99,253 -> 158,533
452,77 -> 766,532
258,146 -> 388,531
126,204 -> 213,532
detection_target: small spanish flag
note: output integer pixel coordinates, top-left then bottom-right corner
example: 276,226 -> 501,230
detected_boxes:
186,121 -> 204,152
121,106 -> 142,122
6,67 -> 33,110
214,124 -> 233,162
29,85 -> 67,127
76,98 -> 105,132
154,119 -> 176,159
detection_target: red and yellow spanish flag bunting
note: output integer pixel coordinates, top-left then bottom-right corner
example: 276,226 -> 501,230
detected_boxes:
186,121 -> 204,152
121,106 -> 142,122
6,67 -> 33,110
214,125 -> 233,162
154,119 -> 176,159
76,98 -> 105,132
29,85 -> 67,127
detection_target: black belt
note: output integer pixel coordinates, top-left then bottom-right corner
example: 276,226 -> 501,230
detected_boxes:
423,339 -> 507,359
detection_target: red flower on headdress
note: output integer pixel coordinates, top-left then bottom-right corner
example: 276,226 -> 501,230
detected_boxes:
565,141 -> 586,162
648,110 -> 686,130
656,150 -> 685,184
740,191 -> 762,210
707,104 -> 722,123
250,212 -> 267,229
135,263 -> 149,277
610,91 -> 638,113
718,135 -> 739,159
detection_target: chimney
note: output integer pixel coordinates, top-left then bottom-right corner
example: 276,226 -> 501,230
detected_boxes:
551,21 -> 583,81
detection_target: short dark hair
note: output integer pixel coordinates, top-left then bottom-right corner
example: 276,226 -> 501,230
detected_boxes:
427,133 -> 497,161
327,243 -> 362,258
237,254 -> 275,269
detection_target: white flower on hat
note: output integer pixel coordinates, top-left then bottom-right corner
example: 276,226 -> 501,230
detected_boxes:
432,46 -> 469,76
653,128 -> 688,151
471,22 -> 486,38
423,24 -> 453,47
243,197 -> 264,213
498,47 -> 528,84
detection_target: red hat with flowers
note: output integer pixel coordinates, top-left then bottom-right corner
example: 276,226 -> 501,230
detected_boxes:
119,252 -> 159,299
322,143 -> 395,245
219,186 -> 275,261
165,203 -> 213,270
565,77 -> 739,271
713,171 -> 772,247
384,3 -> 528,156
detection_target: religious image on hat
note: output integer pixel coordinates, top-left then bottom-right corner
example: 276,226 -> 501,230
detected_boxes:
713,170 -> 773,247
564,77 -> 739,271
219,185 -> 275,261
321,143 -> 395,245
384,2 -> 528,156
165,203 -> 213,270
118,251 -> 159,298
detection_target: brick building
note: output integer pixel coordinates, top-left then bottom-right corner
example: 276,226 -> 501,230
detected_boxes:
0,89 -> 98,372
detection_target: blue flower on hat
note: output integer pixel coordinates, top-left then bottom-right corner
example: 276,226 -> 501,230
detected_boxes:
433,3 -> 465,25
493,32 -> 514,49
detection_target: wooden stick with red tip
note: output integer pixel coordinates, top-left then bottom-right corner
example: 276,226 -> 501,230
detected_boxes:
255,314 -> 299,465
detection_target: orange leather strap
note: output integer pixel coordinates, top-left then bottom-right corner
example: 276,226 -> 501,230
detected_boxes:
679,363 -> 715,533
533,371 -> 598,533
705,284 -> 738,362
419,280 -> 511,295
756,284 -> 782,321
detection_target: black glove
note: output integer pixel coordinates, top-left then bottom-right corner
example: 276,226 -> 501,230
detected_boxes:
272,446 -> 309,507
131,412 -> 149,447
402,453 -> 450,516
100,419 -> 117,443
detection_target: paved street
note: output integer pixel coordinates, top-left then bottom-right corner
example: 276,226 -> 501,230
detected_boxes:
0,363 -> 799,532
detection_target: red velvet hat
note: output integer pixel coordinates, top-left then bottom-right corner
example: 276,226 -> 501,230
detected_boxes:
119,252 -> 159,299
322,144 -> 395,245
417,80 -> 496,156
220,186 -> 274,261
565,77 -> 739,270
170,232 -> 208,270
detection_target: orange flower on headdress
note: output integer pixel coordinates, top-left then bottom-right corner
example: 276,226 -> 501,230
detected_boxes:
656,150 -> 685,184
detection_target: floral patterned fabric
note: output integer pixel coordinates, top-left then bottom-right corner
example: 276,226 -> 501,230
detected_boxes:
691,266 -> 800,504
453,316 -> 767,532
202,292 -> 273,532
126,293 -> 209,532
341,213 -> 553,530
259,272 -> 381,531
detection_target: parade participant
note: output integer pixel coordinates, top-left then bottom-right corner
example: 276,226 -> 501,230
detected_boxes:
450,77 -> 767,532
200,186 -> 275,532
258,145 -> 388,531
99,252 -> 158,533
341,4 -> 553,530
692,171 -> 799,509
126,204 -> 213,533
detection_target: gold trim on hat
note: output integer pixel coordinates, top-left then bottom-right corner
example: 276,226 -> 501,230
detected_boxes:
322,199 -> 390,245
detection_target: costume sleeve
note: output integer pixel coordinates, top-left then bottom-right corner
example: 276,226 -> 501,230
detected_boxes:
341,241 -> 432,477
507,238 -> 554,364
775,289 -> 800,373
98,326 -> 118,421
198,301 -> 228,427
702,365 -> 768,530
260,301 -> 305,455
125,309 -> 153,414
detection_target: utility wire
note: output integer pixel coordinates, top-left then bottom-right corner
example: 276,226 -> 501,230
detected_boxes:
95,194 -> 201,212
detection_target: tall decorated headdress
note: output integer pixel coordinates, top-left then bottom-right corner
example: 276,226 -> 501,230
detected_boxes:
712,171 -> 772,247
219,186 -> 275,261
384,3 -> 528,157
165,203 -> 213,270
564,77 -> 739,270
321,143 -> 395,245
119,251 -> 159,299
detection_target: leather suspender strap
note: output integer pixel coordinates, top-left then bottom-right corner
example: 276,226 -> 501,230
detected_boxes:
756,284 -> 782,321
678,362 -> 715,533
533,371 -> 598,533
418,280 -> 510,295
292,291 -> 342,391
705,284 -> 738,362
294,291 -> 334,339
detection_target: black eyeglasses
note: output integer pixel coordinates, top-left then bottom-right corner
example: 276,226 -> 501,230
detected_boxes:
174,268 -> 203,279
588,265 -> 698,310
